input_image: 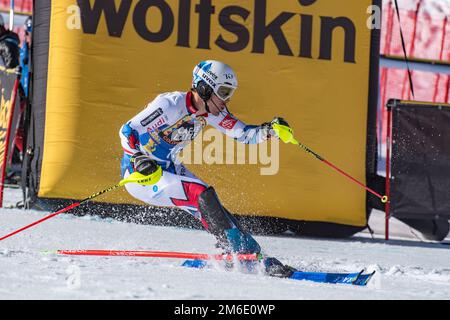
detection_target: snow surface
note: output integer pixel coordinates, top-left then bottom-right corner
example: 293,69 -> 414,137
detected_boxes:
0,187 -> 449,300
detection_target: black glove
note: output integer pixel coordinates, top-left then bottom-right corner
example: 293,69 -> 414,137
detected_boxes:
130,152 -> 159,176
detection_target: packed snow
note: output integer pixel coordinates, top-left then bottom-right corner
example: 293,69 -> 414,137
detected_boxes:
0,187 -> 448,300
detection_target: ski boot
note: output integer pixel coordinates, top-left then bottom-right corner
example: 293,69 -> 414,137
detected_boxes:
263,257 -> 297,278
198,186 -> 261,270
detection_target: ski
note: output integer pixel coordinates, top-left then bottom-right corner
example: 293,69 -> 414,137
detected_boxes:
182,259 -> 375,286
289,269 -> 375,286
55,249 -> 375,286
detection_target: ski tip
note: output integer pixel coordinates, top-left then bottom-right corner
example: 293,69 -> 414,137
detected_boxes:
353,270 -> 376,286
362,271 -> 376,286
351,269 -> 365,283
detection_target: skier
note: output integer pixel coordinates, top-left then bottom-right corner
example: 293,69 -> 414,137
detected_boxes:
119,60 -> 294,276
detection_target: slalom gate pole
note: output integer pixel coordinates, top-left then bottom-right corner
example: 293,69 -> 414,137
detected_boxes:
272,124 -> 388,203
55,249 -> 262,262
0,168 -> 163,242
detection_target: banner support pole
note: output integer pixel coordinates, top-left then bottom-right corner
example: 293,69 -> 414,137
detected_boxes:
9,0 -> 14,30
384,99 -> 396,241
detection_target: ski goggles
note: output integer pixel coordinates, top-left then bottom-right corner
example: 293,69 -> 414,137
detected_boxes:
215,85 -> 236,102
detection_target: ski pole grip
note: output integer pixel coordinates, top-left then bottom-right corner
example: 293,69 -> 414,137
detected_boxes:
272,123 -> 299,145
119,166 -> 163,186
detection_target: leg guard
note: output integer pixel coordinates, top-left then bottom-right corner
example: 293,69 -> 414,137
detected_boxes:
198,187 -> 261,254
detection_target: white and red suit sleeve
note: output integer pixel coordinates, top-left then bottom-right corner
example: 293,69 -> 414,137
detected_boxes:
207,110 -> 270,144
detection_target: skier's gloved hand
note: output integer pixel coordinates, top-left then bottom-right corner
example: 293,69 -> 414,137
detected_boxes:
270,117 -> 290,129
262,117 -> 290,139
130,152 -> 159,176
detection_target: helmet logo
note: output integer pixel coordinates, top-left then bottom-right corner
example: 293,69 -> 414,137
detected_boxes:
205,69 -> 218,80
201,73 -> 217,88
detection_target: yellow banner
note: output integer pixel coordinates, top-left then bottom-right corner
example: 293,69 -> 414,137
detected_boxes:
0,69 -> 19,183
40,0 -> 376,226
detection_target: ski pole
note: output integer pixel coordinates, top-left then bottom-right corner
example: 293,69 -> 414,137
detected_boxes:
0,168 -> 163,242
273,124 -> 388,203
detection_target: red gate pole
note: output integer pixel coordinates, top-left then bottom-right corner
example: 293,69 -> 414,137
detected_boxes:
380,0 -> 395,147
433,17 -> 447,102
401,1 -> 421,100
